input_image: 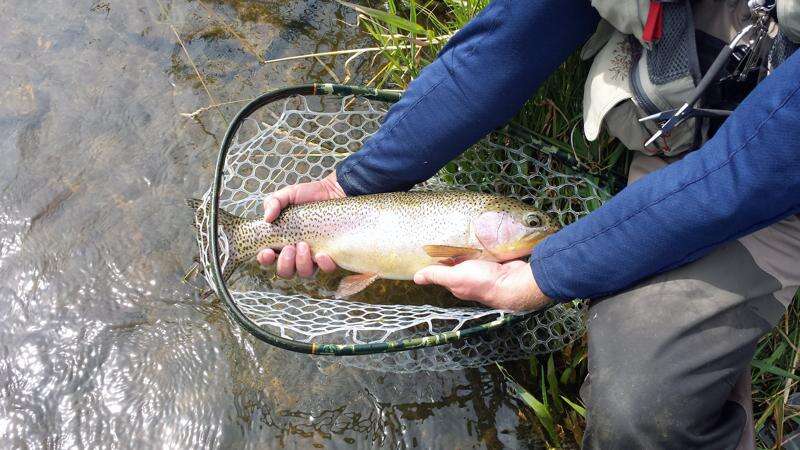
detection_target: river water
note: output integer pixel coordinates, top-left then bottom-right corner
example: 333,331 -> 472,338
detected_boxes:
0,1 -> 542,448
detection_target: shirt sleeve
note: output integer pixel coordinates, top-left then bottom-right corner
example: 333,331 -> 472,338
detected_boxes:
531,51 -> 800,301
336,0 -> 600,195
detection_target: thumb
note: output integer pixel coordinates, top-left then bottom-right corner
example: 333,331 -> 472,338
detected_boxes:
414,265 -> 451,286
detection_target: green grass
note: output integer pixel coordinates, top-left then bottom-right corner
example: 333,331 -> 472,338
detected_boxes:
342,1 -> 800,448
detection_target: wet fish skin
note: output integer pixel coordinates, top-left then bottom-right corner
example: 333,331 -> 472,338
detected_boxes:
190,191 -> 555,296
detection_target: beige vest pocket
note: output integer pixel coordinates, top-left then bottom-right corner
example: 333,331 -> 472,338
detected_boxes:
583,31 -> 636,142
583,31 -> 664,154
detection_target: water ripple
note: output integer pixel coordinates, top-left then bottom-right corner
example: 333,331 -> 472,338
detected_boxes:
0,0 -> 540,448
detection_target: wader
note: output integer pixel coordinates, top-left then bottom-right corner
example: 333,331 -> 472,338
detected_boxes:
580,1 -> 800,447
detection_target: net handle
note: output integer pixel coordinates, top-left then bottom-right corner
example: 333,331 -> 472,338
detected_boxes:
209,83 -> 540,356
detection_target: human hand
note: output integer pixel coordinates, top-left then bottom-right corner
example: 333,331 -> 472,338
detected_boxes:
256,172 -> 345,278
413,259 -> 552,311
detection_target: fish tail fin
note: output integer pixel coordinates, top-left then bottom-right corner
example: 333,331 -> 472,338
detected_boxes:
186,198 -> 205,231
186,198 -> 245,231
186,198 -> 250,282
186,197 -> 204,211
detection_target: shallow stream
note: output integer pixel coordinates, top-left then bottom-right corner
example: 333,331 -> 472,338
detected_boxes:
0,1 -> 541,447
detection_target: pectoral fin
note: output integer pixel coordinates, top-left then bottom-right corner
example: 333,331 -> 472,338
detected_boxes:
335,272 -> 380,298
423,245 -> 482,264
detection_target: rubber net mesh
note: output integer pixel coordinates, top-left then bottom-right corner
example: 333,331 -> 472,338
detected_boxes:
193,93 -> 611,373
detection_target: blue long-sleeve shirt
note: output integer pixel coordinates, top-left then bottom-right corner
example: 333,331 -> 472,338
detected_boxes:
336,0 -> 600,193
336,0 -> 800,301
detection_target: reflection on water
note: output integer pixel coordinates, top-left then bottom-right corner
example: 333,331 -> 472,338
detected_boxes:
0,0 -> 541,447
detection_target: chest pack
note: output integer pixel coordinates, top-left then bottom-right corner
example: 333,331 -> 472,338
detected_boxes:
583,0 -> 800,156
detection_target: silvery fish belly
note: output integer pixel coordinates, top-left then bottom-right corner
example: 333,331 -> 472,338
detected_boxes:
309,193 -> 490,279
192,191 -> 555,298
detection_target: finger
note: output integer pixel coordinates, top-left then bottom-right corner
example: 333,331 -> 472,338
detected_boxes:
413,265 -> 454,287
295,242 -> 315,278
256,249 -> 276,266
276,245 -> 296,278
264,185 -> 296,222
263,196 -> 282,223
314,253 -> 337,273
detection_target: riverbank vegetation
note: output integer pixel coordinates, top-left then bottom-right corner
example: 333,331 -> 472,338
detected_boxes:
340,1 -> 800,447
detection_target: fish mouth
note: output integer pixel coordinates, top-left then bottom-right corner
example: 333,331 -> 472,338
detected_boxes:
521,227 -> 556,246
489,230 -> 555,261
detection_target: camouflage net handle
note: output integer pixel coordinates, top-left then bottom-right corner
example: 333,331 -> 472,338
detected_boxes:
202,84 -> 610,362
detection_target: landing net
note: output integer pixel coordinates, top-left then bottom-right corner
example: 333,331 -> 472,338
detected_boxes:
193,85 -> 612,372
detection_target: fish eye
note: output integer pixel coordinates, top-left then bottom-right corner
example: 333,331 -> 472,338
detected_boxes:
524,213 -> 544,228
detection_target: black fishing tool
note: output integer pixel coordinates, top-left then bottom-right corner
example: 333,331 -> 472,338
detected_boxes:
640,23 -> 754,147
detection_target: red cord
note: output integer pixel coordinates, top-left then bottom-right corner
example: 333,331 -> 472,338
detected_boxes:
643,0 -> 664,43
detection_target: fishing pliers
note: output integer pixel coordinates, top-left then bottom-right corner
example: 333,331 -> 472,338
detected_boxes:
640,24 -> 755,147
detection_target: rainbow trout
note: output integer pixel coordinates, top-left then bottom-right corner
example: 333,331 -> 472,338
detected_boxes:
189,191 -> 555,297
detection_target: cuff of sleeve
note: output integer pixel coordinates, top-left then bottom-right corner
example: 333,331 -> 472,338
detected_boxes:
336,156 -> 367,197
335,147 -> 417,196
530,245 -> 567,302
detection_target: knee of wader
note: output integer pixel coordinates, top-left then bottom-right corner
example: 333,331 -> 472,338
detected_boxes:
585,376 -> 687,446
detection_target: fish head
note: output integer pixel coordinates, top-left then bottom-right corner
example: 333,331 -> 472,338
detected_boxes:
473,207 -> 556,261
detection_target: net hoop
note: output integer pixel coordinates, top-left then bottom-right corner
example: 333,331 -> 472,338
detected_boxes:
198,83 -> 613,365
207,83 -> 555,356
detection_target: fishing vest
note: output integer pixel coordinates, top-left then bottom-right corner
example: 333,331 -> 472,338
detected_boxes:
583,0 -> 800,156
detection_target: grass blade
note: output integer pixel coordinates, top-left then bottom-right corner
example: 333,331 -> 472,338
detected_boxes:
752,359 -> 800,382
561,395 -> 587,418
547,355 -> 564,413
337,1 -> 430,35
498,364 -> 561,447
